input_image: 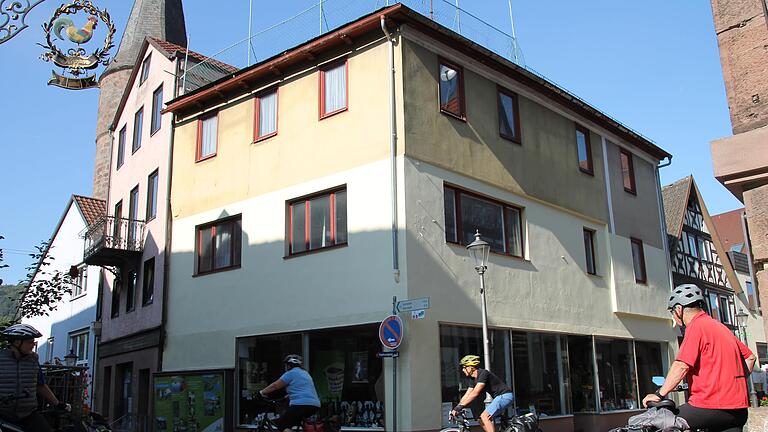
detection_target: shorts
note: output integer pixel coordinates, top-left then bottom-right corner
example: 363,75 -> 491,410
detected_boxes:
678,404 -> 747,432
275,404 -> 319,430
485,392 -> 515,417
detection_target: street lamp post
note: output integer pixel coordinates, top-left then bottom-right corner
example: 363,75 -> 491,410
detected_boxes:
735,308 -> 758,407
467,231 -> 491,374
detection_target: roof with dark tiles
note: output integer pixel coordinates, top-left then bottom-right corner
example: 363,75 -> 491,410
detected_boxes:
148,37 -> 239,74
73,195 -> 106,226
661,176 -> 692,238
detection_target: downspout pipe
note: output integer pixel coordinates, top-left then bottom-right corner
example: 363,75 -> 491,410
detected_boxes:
381,16 -> 400,281
655,156 -> 674,292
158,109 -> 176,372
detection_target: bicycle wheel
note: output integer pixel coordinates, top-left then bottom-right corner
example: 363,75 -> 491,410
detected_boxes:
439,428 -> 466,432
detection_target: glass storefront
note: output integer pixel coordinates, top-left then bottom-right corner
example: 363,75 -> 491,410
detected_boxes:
595,338 -> 638,411
511,332 -> 571,416
236,324 -> 383,429
439,326 -> 665,417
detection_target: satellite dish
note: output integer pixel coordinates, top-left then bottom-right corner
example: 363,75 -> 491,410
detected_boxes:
440,65 -> 457,81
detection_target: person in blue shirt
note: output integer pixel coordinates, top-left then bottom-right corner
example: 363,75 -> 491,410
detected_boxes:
260,354 -> 321,432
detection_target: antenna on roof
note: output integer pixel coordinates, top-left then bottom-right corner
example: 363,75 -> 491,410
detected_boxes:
248,0 -> 253,66
454,0 -> 461,33
507,0 -> 519,64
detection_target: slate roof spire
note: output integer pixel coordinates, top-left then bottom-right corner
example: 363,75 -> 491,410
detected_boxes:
103,0 -> 187,78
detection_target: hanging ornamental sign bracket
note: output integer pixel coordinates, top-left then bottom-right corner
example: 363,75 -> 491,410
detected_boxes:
38,0 -> 114,90
0,0 -> 46,44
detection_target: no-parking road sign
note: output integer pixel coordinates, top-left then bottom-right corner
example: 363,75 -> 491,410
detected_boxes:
379,315 -> 403,350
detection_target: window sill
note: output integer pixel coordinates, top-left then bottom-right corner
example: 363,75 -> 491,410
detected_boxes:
193,264 -> 241,277
142,301 -> 153,307
70,293 -> 87,302
150,128 -> 161,138
499,133 -> 521,145
446,241 -> 528,262
253,132 -> 277,144
284,242 -> 348,259
579,167 -> 594,176
146,215 -> 156,223
132,146 -> 141,155
320,106 -> 348,120
440,108 -> 466,122
624,188 -> 637,196
195,153 -> 217,163
635,279 -> 648,285
587,271 -> 601,278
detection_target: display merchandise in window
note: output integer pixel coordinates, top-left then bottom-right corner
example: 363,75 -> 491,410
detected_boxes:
568,335 -> 597,412
635,341 -> 665,399
511,332 -> 571,416
595,338 -> 638,411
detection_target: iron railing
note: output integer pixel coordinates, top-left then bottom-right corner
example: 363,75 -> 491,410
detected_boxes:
83,215 -> 146,259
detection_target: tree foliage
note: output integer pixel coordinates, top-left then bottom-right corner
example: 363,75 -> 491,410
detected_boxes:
14,241 -> 72,321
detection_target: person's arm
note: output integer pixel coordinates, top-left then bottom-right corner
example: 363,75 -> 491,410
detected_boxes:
259,379 -> 287,396
641,360 -> 689,407
458,382 -> 486,407
736,338 -> 757,373
37,383 -> 60,405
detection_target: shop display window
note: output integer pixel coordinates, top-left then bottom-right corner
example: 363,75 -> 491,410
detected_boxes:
511,332 -> 571,416
439,325 -> 509,416
236,325 -> 382,429
568,335 -> 596,412
237,333 -> 302,427
595,338 -> 638,411
635,341 -> 665,399
308,325 -> 383,429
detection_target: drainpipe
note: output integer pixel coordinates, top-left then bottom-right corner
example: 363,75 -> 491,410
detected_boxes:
381,16 -> 400,282
158,110 -> 175,373
655,156 -> 673,293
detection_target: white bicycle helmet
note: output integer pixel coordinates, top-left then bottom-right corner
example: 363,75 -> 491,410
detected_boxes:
667,284 -> 705,310
1,323 -> 43,340
284,354 -> 303,366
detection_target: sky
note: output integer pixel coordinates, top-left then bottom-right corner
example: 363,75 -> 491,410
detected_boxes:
0,0 -> 742,285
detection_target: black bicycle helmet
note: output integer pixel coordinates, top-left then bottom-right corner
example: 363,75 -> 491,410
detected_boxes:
1,323 -> 43,340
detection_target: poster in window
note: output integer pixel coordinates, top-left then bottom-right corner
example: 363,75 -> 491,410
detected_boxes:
154,372 -> 224,432
351,351 -> 369,383
311,350 -> 345,402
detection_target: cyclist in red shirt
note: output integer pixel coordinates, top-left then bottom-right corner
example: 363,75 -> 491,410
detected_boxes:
642,284 -> 757,432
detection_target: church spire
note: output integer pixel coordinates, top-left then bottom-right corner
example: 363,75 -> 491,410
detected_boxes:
103,0 -> 187,78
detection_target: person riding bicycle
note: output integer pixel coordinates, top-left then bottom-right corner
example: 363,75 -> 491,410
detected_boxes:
259,354 -> 321,432
450,355 -> 514,432
0,323 -> 69,432
641,284 -> 757,432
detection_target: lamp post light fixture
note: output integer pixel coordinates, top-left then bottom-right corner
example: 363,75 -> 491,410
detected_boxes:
64,349 -> 78,367
734,307 -> 758,407
467,230 -> 491,375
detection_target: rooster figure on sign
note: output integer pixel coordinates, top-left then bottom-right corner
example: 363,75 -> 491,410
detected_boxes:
53,15 -> 97,45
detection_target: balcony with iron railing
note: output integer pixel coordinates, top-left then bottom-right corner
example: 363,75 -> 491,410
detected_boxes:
82,216 -> 146,267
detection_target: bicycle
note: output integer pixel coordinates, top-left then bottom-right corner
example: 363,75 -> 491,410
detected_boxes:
1,393 -> 110,432
439,408 -> 541,432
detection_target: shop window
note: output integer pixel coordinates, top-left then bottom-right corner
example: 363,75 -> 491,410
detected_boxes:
444,186 -> 524,258
196,215 -> 242,275
575,124 -> 593,175
236,325 -> 383,429
288,188 -> 347,255
438,59 -> 465,119
595,338 -> 638,411
635,341 -> 664,399
511,331 -> 571,416
308,325 -> 383,428
568,335 -> 596,412
237,333 -> 303,427
439,325 -> 509,421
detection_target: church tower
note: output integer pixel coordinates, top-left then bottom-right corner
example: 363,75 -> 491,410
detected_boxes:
92,0 -> 186,199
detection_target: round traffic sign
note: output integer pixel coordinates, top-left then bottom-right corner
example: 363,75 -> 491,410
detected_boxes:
379,315 -> 403,349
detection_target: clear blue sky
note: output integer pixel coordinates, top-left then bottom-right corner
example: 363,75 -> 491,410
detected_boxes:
0,0 -> 740,285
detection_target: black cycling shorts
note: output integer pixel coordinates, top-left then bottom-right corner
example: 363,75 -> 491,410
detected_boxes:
275,405 -> 319,430
677,404 -> 748,432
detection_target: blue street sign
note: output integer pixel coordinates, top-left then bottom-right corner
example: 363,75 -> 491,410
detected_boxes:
379,315 -> 403,349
